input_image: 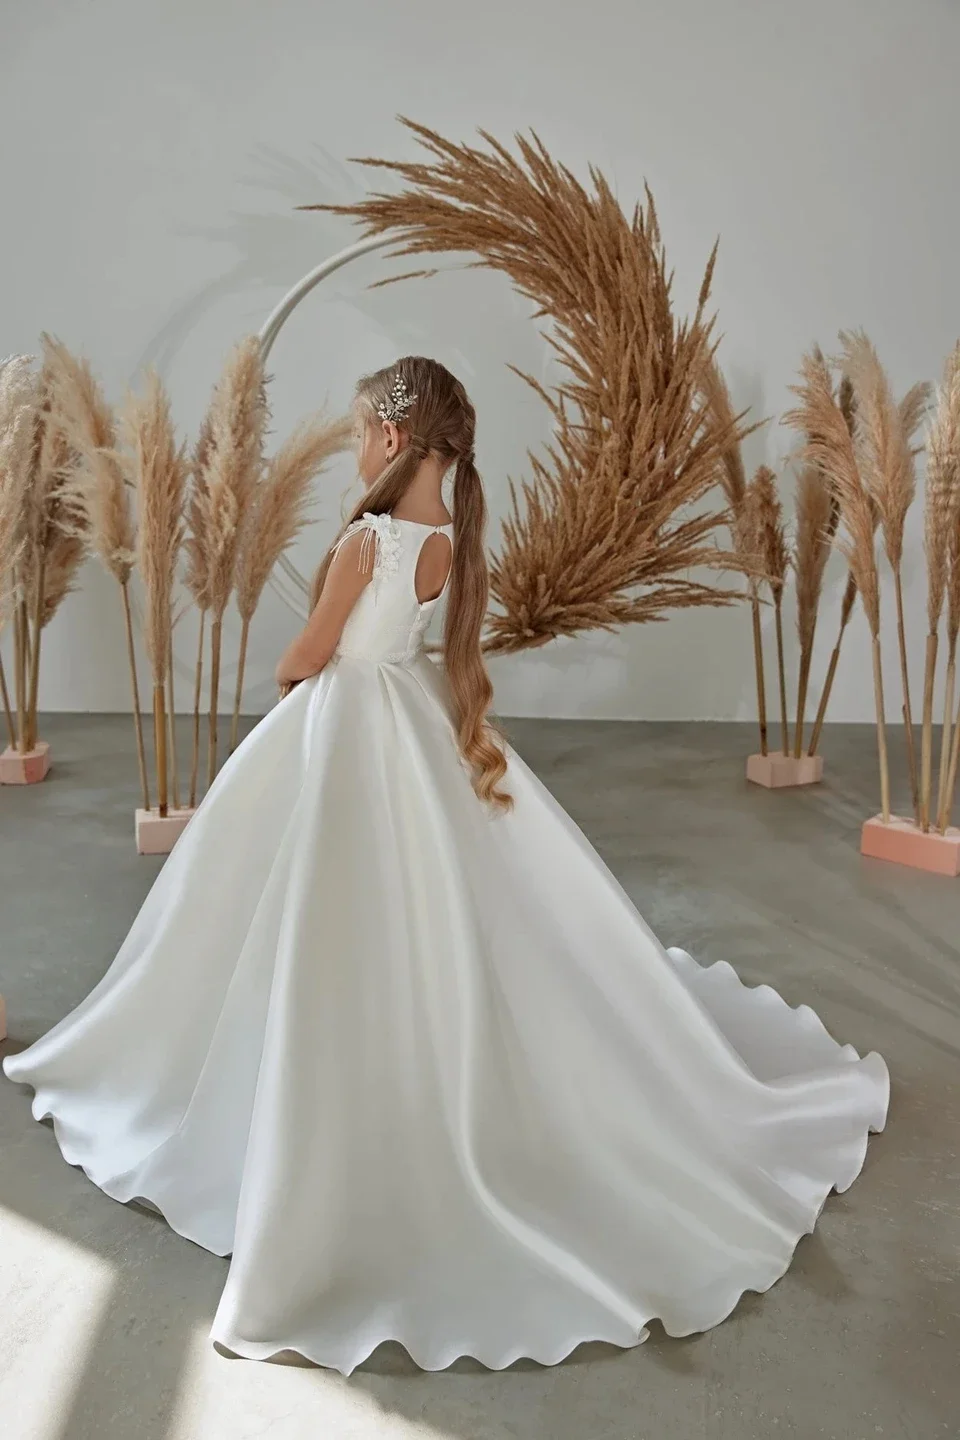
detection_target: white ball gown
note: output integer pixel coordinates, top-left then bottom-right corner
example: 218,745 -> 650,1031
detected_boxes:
3,512 -> 889,1375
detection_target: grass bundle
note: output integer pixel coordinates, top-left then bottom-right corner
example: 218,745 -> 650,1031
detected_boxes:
121,373 -> 186,817
0,356 -> 37,748
732,478 -> 768,752
306,121 -> 751,653
42,336 -> 151,807
699,363 -> 773,750
841,331 -> 929,818
790,462 -> 834,755
183,417 -> 213,806
193,337 -> 267,786
927,342 -> 960,832
230,413 -> 351,751
753,465 -> 790,753
0,347 -> 88,756
785,348 -> 891,818
804,373 -> 863,755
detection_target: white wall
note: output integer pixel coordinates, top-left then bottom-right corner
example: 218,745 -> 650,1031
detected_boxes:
3,0 -> 959,721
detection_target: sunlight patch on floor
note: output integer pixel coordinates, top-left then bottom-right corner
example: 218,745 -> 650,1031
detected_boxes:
165,1325 -> 457,1440
0,1206 -> 116,1440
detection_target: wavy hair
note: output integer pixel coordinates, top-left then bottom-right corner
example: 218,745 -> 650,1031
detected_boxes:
311,356 -> 510,808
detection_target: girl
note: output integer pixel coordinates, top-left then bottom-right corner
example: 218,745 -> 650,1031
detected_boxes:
3,356 -> 888,1376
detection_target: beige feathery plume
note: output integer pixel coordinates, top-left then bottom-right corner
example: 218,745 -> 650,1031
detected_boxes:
752,465 -> 790,754
803,366 -> 869,758
927,341 -> 960,830
183,414 -> 214,611
122,371 -> 187,817
792,464 -> 833,756
733,477 -> 769,754
183,415 -> 214,807
17,348 -> 89,750
229,412 -> 352,750
841,330 -> 927,818
840,331 -> 925,573
236,412 -> 350,625
0,355 -> 38,747
919,348 -> 960,829
784,347 -> 890,819
698,361 -> 754,512
0,356 -> 37,619
42,334 -> 136,584
196,337 -> 267,624
194,336 -> 268,786
40,337 -> 150,807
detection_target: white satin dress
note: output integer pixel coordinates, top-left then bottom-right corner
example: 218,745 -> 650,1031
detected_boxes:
3,512 -> 889,1375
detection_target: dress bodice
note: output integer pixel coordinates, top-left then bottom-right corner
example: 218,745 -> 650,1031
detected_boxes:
333,513 -> 453,666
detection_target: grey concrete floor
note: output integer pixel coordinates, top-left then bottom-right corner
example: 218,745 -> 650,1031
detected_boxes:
1,714 -> 957,1440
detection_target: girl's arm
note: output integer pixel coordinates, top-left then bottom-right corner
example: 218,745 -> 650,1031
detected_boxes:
275,531 -> 372,686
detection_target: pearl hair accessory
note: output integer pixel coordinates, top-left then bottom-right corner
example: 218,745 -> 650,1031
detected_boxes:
376,373 -> 418,425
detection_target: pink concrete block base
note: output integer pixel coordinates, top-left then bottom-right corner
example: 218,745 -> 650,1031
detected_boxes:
746,750 -> 824,789
860,815 -> 960,877
0,992 -> 6,1042
135,807 -> 195,856
0,741 -> 50,785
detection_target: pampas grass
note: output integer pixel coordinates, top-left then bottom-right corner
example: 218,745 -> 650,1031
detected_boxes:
307,121 -> 750,653
0,346 -> 88,754
791,463 -> 834,756
841,331 -> 928,818
785,346 -> 891,820
927,342 -> 960,832
41,336 -> 151,806
0,356 -> 37,747
184,417 -> 213,807
920,359 -> 958,831
230,412 -> 351,751
193,337 -> 267,786
753,466 -> 790,752
733,478 -> 768,752
121,372 -> 186,817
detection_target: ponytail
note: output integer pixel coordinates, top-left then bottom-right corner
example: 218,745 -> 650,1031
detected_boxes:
443,453 -> 511,809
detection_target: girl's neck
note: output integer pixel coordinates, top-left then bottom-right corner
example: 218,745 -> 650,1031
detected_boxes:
390,457 -> 453,525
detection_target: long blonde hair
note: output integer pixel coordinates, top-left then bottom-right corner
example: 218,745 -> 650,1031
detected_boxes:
312,357 -> 510,808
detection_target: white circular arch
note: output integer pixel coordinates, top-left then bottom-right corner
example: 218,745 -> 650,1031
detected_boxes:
257,234 -> 394,618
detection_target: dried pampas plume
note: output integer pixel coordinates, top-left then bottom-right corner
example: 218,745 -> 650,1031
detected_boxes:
43,335 -> 136,584
785,346 -> 891,820
122,371 -> 187,818
194,336 -> 268,785
792,464 -> 833,756
927,341 -> 960,832
0,357 -> 36,620
752,465 -> 790,754
229,412 -> 352,750
0,355 -> 38,746
307,120 -> 751,653
41,336 -> 149,807
841,330 -> 928,817
184,416 -> 214,807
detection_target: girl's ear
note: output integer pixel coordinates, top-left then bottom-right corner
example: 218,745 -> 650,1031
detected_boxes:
382,419 -> 401,459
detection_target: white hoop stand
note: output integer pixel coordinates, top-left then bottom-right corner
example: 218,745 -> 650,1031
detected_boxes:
257,234 -> 394,618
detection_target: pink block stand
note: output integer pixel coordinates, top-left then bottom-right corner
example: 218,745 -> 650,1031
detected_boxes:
135,807 -> 195,856
746,751 -> 824,789
0,742 -> 51,785
860,815 -> 960,877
